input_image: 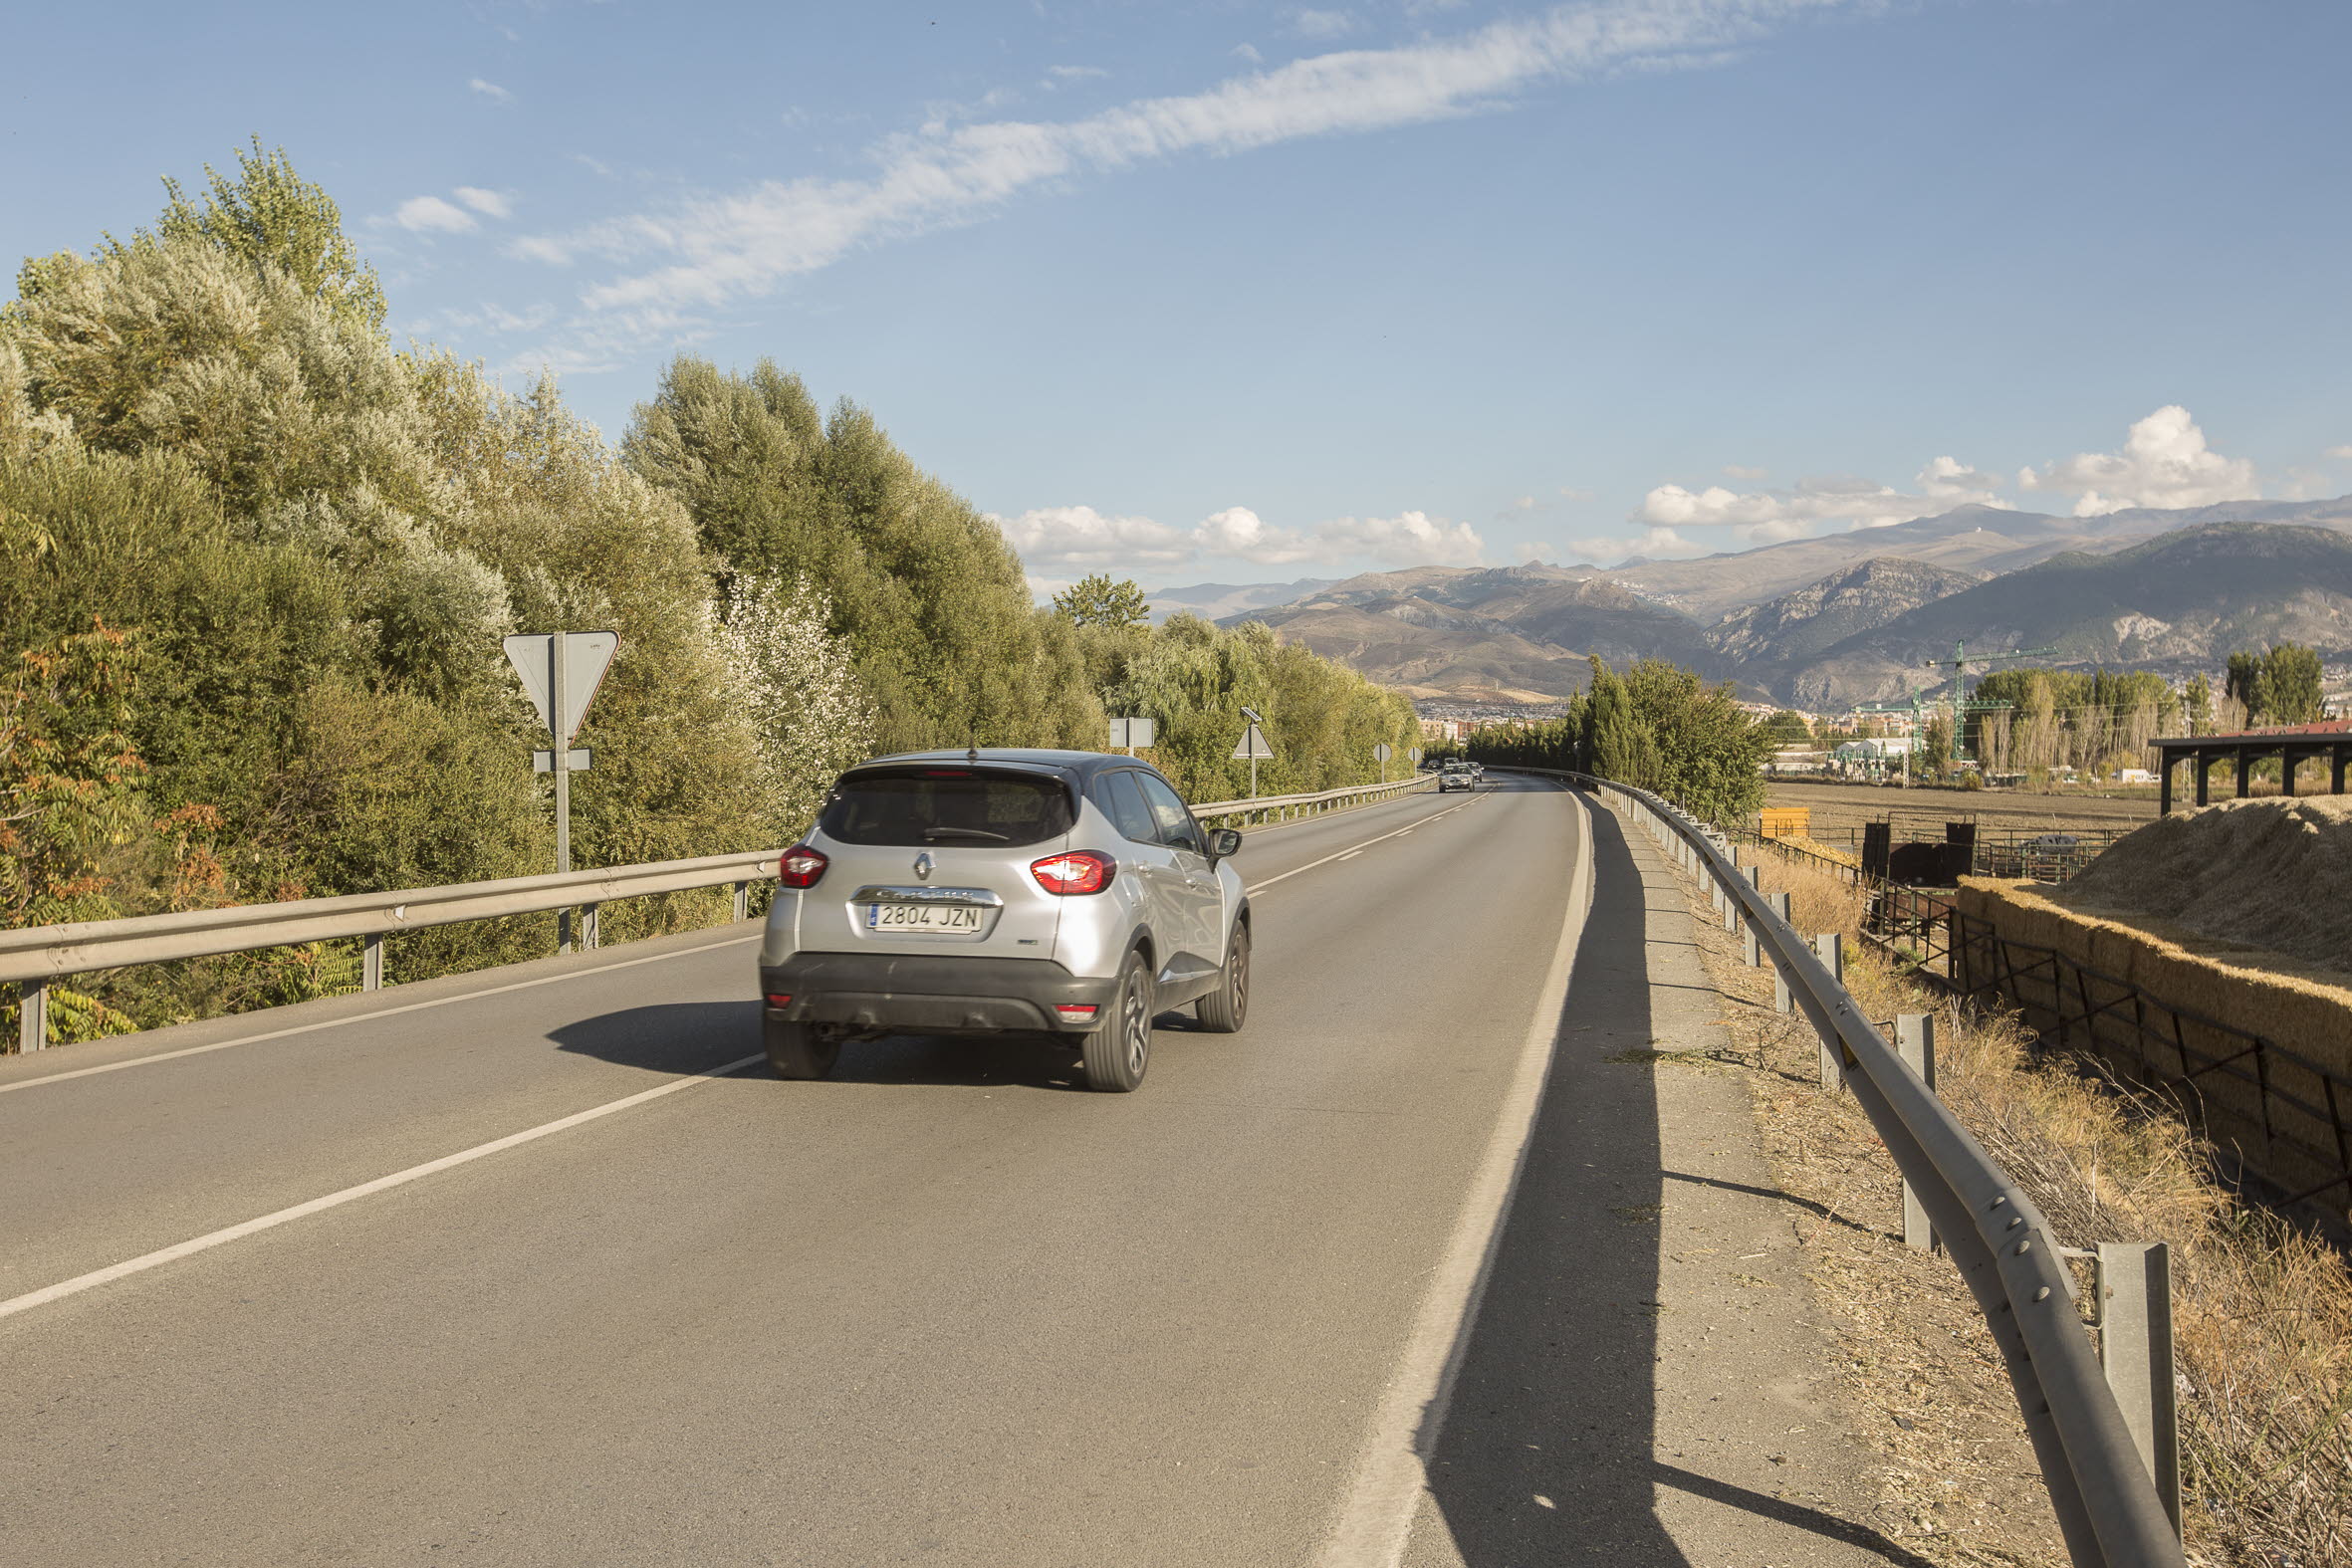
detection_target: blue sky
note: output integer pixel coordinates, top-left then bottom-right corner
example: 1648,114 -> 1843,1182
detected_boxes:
8,1 -> 2352,593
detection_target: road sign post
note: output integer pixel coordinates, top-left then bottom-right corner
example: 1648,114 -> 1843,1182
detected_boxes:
505,630 -> 619,952
1373,741 -> 1393,783
1232,717 -> 1275,797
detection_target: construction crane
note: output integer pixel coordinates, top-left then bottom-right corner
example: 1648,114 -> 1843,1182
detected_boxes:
1922,639 -> 2056,769
1847,682 -> 1928,784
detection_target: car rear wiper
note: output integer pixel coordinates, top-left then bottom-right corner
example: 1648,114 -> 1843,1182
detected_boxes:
921,826 -> 1011,842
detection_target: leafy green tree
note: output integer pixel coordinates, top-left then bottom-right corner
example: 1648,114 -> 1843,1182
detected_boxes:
2259,643 -> 2324,723
143,138 -> 387,335
1052,574 -> 1151,629
1756,709 -> 1814,750
2183,673 -> 2212,736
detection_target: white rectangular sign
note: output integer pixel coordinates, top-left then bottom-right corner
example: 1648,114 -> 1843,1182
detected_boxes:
1109,716 -> 1156,750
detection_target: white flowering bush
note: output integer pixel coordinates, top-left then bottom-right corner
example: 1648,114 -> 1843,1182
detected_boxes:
713,572 -> 876,842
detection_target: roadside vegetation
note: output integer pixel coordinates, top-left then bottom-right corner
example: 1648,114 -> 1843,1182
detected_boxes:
0,141 -> 1414,1045
1445,654 -> 1771,820
1659,838 -> 2352,1567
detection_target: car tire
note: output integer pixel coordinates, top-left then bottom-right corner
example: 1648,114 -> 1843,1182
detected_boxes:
1194,922 -> 1249,1033
765,1017 -> 842,1080
1081,951 -> 1153,1093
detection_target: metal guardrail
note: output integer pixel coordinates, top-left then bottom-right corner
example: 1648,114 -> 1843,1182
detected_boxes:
4,772 -> 1433,1053
1515,768 -> 2186,1568
1189,773 -> 1434,824
4,848 -> 786,1052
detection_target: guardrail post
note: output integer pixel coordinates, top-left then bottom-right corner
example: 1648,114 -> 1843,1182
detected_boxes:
1898,1013 -> 1938,1251
1767,892 -> 1793,1011
582,902 -> 601,951
1814,933 -> 1845,1090
734,880 -> 749,923
19,977 -> 48,1052
363,934 -> 384,993
2095,1241 -> 2182,1537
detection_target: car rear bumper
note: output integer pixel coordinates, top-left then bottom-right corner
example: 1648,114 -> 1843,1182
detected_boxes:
759,952 -> 1118,1033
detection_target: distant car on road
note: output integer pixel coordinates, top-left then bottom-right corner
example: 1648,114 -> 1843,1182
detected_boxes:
760,749 -> 1250,1092
1438,761 -> 1478,792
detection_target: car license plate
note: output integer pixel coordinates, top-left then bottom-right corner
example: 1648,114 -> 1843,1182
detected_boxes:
865,902 -> 984,933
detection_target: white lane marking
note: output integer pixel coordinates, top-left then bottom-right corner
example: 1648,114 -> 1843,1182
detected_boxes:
0,1054 -> 767,1323
1315,782 -> 1594,1568
1245,793 -> 1489,896
0,934 -> 763,1097
1337,851 -> 1363,862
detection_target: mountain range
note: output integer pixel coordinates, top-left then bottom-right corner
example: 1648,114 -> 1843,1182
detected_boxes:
1139,496 -> 2352,707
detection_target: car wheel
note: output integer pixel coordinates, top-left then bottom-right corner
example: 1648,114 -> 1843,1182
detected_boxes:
1194,922 -> 1249,1033
1081,951 -> 1153,1092
766,1017 -> 842,1080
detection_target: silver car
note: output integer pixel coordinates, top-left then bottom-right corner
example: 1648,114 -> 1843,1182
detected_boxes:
759,749 -> 1251,1092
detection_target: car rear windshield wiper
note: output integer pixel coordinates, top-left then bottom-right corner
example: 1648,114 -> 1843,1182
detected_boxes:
921,825 -> 1012,842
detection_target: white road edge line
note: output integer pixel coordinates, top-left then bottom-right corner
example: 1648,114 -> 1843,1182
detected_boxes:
1245,792 -> 1488,896
1313,781 -> 1596,1568
0,1053 -> 768,1323
0,934 -> 763,1097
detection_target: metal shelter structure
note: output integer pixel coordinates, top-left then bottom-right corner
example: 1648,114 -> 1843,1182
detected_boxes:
2153,720 -> 2352,813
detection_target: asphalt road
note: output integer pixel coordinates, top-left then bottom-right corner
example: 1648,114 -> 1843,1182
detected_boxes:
1,777 -> 1607,1566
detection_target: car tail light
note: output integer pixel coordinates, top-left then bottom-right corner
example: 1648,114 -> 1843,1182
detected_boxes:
1054,1004 -> 1098,1022
778,845 -> 828,888
764,993 -> 793,1008
1030,850 -> 1114,895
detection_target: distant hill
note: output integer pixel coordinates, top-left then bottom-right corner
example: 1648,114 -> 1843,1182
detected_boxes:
1597,496 -> 2352,621
1703,558 -> 1985,696
1784,523 -> 2352,706
1149,499 -> 2352,706
1144,577 -> 1338,623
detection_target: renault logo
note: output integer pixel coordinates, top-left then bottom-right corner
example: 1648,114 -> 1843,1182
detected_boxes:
912,851 -> 934,882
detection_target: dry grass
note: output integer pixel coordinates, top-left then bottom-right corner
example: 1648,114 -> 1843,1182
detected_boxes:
1650,816 -> 2352,1567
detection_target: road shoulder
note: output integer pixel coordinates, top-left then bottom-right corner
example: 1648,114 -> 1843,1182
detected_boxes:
1400,795 -> 1920,1567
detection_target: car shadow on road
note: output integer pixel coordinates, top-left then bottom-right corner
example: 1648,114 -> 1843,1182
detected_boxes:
1415,801 -> 1928,1568
547,1002 -> 1111,1093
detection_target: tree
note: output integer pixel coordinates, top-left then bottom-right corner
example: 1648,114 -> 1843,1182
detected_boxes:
2183,673 -> 2212,736
711,572 -> 875,842
2260,643 -> 2324,724
144,138 -> 386,334
1052,574 -> 1151,630
1756,710 -> 1814,751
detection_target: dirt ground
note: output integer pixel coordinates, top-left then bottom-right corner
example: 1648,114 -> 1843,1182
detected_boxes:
1764,780 -> 2159,840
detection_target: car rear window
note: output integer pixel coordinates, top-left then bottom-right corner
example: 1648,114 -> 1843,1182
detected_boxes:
818,770 -> 1075,848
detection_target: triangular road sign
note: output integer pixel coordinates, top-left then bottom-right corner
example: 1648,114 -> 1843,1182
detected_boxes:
1232,722 -> 1275,761
504,631 -> 618,743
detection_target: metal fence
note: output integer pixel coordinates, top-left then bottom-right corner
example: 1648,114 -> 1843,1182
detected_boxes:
1736,826 -> 2352,1215
1951,916 -> 2352,1213
3,773 -> 1432,1053
1522,768 -> 2186,1568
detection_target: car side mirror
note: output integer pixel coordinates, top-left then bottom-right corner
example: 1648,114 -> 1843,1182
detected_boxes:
1207,827 -> 1243,860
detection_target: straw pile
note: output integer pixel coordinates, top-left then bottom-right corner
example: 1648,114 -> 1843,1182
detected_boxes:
2060,796 -> 2352,977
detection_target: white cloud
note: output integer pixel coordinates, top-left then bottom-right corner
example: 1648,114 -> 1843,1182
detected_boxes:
1513,539 -> 1556,560
2327,443 -> 2352,461
1047,64 -> 1108,80
2019,405 -> 2258,517
1232,42 -> 1265,64
991,503 -> 1483,572
1635,454 -> 2007,541
1293,8 -> 1358,39
1568,525 -> 1697,562
469,78 -> 513,105
1722,463 -> 1767,480
395,195 -> 478,234
453,187 -> 512,219
994,506 -> 1198,567
1556,485 -> 1596,503
513,1 -> 1855,323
